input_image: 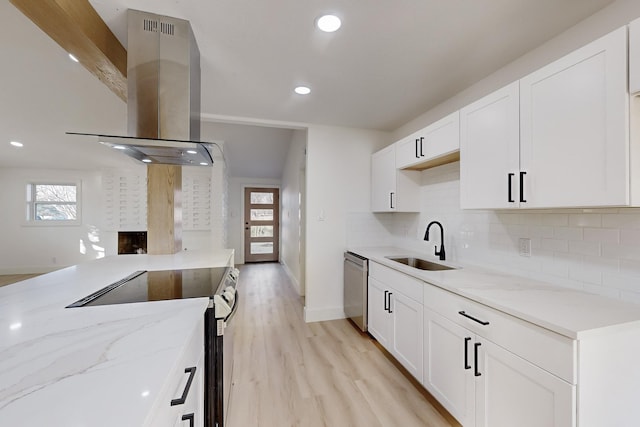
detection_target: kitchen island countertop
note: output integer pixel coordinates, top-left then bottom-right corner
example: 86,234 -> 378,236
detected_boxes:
0,249 -> 233,426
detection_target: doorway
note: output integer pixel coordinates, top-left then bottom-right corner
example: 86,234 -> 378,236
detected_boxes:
244,187 -> 280,263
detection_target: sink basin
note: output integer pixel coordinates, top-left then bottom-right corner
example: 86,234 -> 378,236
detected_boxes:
386,257 -> 456,271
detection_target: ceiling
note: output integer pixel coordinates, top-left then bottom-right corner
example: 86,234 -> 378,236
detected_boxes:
0,0 -> 616,176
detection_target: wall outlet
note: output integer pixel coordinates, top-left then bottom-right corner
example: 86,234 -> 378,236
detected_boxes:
518,238 -> 531,257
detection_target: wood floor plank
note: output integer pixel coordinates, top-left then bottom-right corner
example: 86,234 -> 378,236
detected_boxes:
227,262 -> 456,427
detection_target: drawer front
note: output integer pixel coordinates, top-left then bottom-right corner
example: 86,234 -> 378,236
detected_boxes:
370,262 -> 423,304
424,284 -> 576,384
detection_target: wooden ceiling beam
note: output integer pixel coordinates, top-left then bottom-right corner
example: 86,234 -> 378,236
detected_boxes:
10,0 -> 127,102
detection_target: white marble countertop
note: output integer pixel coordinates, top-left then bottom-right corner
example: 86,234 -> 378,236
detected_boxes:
349,246 -> 640,340
0,249 -> 234,426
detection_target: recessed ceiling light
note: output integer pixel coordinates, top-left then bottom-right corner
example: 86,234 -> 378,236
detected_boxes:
10,141 -> 23,148
186,150 -> 197,154
200,162 -> 208,166
295,86 -> 311,95
316,14 -> 341,32
113,145 -> 126,150
68,53 -> 79,63
142,159 -> 152,163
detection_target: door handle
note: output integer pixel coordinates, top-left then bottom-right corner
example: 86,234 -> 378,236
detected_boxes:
458,310 -> 490,326
464,337 -> 471,370
181,414 -> 194,427
507,173 -> 514,203
390,192 -> 395,209
387,292 -> 393,313
519,171 -> 527,203
474,342 -> 482,377
384,290 -> 389,311
419,137 -> 424,157
415,139 -> 420,158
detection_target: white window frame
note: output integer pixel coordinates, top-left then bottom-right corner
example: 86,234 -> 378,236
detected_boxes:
24,181 -> 82,226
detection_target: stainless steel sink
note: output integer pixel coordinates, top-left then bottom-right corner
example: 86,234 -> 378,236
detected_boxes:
386,257 -> 456,271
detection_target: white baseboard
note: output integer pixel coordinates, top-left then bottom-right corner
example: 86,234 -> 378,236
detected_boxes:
0,266 -> 64,275
280,261 -> 301,295
303,306 -> 346,323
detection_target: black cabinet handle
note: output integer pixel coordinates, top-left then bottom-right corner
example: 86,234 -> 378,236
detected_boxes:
474,343 -> 482,377
464,337 -> 471,370
182,413 -> 194,427
415,139 -> 420,158
519,171 -> 527,203
390,192 -> 395,209
171,367 -> 197,406
419,137 -> 425,157
388,292 -> 393,313
507,173 -> 514,203
384,290 -> 389,311
458,311 -> 490,326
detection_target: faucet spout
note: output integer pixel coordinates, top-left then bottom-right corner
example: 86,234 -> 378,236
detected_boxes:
424,221 -> 446,261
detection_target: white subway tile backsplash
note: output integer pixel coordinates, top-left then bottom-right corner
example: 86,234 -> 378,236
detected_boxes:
554,227 -> 583,241
539,213 -> 569,227
620,229 -> 640,246
568,240 -> 600,256
540,238 -> 569,253
602,214 -> 640,229
583,228 -> 620,244
569,213 -> 602,227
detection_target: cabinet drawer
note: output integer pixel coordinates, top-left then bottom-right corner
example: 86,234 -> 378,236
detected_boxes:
370,262 -> 423,303
424,284 -> 576,384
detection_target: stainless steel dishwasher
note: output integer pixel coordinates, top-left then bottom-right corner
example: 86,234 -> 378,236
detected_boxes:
344,251 -> 368,331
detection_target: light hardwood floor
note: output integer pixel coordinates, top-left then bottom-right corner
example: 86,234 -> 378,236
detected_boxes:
228,263 -> 457,427
0,274 -> 41,287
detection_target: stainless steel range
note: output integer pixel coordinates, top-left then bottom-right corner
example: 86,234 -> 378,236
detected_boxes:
67,266 -> 239,427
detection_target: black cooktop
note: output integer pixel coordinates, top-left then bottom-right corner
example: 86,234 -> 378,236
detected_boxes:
67,267 -> 230,308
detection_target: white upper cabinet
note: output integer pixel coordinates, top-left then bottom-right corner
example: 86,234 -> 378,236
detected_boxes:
396,111 -> 461,170
460,82 -> 520,209
461,26 -> 633,209
519,26 -> 629,208
371,144 -> 420,212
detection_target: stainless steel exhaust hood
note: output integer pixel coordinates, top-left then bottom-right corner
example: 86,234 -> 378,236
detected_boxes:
69,9 -> 213,166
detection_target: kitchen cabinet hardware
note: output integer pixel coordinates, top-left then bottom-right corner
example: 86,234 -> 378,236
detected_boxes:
419,137 -> 425,157
387,292 -> 393,313
519,171 -> 527,203
182,413 -> 194,427
474,342 -> 482,377
508,173 -> 514,202
390,192 -> 395,209
464,337 -> 471,370
171,366 -> 197,406
458,310 -> 490,326
384,290 -> 389,312
415,138 -> 420,158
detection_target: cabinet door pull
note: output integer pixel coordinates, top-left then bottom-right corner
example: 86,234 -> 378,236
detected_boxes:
415,139 -> 420,158
458,311 -> 490,326
519,171 -> 527,203
388,292 -> 393,314
507,173 -> 514,203
384,290 -> 389,311
474,342 -> 482,377
464,337 -> 471,370
171,367 -> 197,406
182,413 -> 195,427
390,192 -> 395,209
419,137 -> 425,157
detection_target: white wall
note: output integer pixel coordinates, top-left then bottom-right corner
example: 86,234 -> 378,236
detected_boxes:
228,177 -> 281,264
0,168 -> 105,273
280,129 -> 307,294
392,0 -> 640,142
304,125 -> 389,322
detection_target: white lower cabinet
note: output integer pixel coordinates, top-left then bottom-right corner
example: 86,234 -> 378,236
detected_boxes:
368,262 -> 423,382
423,286 -> 575,427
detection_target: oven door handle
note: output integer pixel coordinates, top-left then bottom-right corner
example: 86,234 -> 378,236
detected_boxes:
224,291 -> 239,324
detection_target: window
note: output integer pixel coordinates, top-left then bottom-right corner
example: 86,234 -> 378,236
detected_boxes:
26,183 -> 80,224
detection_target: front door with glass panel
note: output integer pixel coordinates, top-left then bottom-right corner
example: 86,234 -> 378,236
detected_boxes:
244,187 -> 280,263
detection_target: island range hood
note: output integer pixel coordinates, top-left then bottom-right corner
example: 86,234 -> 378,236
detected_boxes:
69,9 -> 213,166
